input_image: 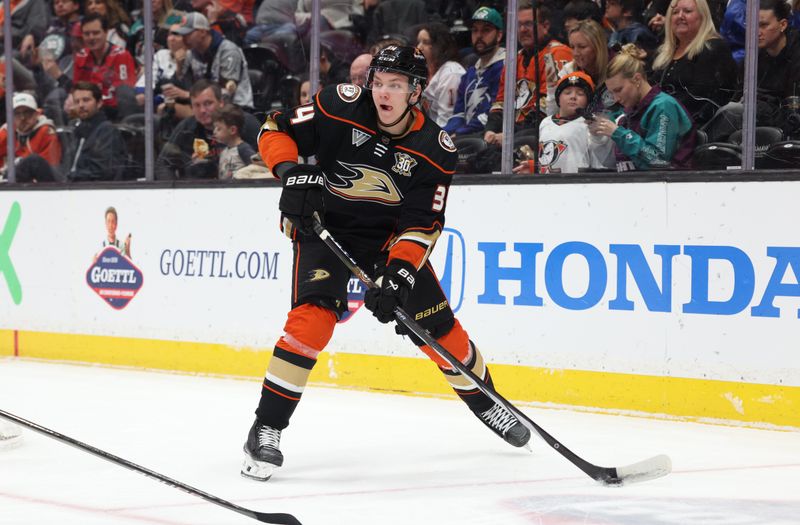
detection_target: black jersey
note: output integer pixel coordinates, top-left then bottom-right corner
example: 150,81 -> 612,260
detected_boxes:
260,83 -> 458,270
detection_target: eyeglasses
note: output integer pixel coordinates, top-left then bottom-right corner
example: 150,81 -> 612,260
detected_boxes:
518,21 -> 535,29
169,31 -> 183,36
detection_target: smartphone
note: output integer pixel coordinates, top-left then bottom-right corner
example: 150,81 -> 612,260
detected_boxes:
578,108 -> 595,121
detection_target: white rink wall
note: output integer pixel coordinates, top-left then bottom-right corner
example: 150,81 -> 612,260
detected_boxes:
0,182 -> 798,426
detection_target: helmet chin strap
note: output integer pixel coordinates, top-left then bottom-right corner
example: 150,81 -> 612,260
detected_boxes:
378,91 -> 418,137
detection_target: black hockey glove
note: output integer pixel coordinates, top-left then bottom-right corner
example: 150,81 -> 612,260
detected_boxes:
364,260 -> 416,324
278,164 -> 325,237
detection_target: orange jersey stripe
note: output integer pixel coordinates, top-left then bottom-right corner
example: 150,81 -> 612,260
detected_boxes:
388,240 -> 427,270
259,131 -> 299,174
315,91 -> 376,134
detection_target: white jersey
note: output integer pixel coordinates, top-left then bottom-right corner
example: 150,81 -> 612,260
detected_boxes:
423,60 -> 466,127
538,115 -> 614,173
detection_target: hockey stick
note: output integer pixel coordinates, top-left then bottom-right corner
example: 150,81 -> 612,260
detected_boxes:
313,219 -> 671,486
0,409 -> 302,525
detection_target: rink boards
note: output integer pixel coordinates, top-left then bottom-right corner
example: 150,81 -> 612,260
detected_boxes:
0,181 -> 798,428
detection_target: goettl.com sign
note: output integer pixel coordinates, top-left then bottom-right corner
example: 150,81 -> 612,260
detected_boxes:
86,247 -> 144,309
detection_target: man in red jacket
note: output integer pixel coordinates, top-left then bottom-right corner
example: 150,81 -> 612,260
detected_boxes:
0,93 -> 62,181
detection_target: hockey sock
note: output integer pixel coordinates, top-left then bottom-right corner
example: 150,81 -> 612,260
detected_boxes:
440,340 -> 496,414
255,304 -> 336,429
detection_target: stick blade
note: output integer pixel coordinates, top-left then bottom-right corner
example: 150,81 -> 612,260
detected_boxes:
253,511 -> 303,525
599,454 -> 672,486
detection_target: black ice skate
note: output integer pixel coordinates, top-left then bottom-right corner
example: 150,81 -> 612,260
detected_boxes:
241,419 -> 284,481
476,403 -> 531,448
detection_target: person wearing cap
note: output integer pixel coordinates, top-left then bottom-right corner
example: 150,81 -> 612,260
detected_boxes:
175,11 -> 253,108
444,6 -> 506,138
514,71 -> 613,174
0,92 -> 62,181
483,1 -> 573,147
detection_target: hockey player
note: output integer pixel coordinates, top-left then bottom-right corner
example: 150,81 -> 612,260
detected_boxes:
243,45 -> 531,481
514,71 -> 614,174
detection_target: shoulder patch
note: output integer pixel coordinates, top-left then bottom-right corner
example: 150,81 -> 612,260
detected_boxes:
438,130 -> 457,153
336,84 -> 362,103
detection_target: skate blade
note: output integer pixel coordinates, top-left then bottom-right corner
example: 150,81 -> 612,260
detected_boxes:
241,456 -> 277,482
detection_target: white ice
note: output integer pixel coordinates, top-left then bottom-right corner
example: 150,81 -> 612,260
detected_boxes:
1,358 -> 799,525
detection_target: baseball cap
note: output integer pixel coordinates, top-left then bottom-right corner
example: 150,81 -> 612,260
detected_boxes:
174,12 -> 210,35
13,93 -> 38,111
471,7 -> 504,31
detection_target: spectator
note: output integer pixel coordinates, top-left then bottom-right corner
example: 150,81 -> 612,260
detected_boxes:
546,20 -> 617,118
444,6 -> 505,138
46,13 -> 137,121
176,12 -> 253,109
513,72 -> 613,174
244,0 -> 298,46
349,53 -> 373,87
793,0 -> 800,30
319,44 -> 350,86
213,103 -> 255,179
605,0 -> 659,53
68,81 -> 127,181
706,0 -> 800,141
135,22 -> 192,120
483,1 -> 573,146
0,0 -> 50,61
296,0 -> 355,31
128,0 -> 185,65
359,0 -> 427,47
0,93 -> 61,182
155,79 -> 260,179
720,0 -> 747,63
416,23 -> 466,127
562,0 -> 603,34
589,44 -> 695,171
651,0 -> 738,127
85,0 -> 132,49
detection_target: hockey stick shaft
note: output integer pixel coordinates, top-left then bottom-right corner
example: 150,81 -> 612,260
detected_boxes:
0,409 -> 301,525
314,220 -> 669,485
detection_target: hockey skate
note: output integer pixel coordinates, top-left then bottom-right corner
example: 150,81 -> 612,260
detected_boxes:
241,419 -> 284,481
0,421 -> 22,449
476,403 -> 531,448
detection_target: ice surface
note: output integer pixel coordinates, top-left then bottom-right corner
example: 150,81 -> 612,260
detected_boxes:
1,359 -> 798,525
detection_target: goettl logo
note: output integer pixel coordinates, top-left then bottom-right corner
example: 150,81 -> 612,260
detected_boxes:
0,201 -> 22,305
86,206 -> 142,309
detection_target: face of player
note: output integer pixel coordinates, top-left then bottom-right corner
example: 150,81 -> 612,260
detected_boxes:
54,0 -> 80,18
13,107 -> 38,135
569,31 -> 597,75
86,0 -> 108,17
758,10 -> 788,52
670,0 -> 702,45
558,86 -> 588,118
73,89 -> 102,121
81,19 -> 107,56
370,71 -> 420,132
191,87 -> 223,128
471,21 -> 501,56
605,73 -> 643,109
105,211 -> 117,239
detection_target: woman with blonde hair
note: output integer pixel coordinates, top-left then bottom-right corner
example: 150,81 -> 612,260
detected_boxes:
589,44 -> 696,171
546,20 -> 618,117
651,0 -> 737,127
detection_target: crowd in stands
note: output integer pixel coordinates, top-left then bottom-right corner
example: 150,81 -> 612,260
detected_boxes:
2,0 -> 800,182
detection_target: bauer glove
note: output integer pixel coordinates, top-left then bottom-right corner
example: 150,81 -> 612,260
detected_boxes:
364,260 -> 416,323
278,164 -> 325,237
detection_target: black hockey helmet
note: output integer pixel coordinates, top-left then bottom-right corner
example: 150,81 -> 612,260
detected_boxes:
366,45 -> 428,92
